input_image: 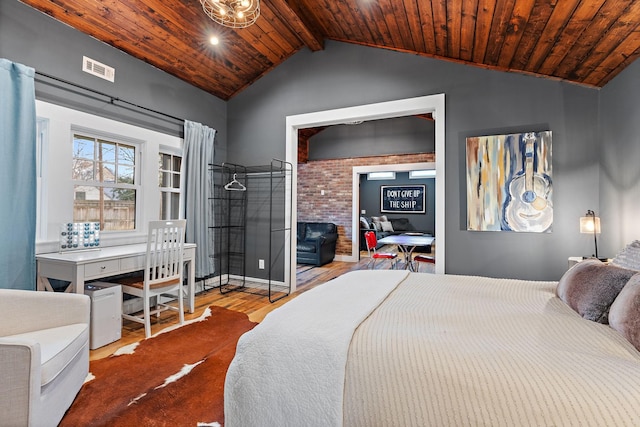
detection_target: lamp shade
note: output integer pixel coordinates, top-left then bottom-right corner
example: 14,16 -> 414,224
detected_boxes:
580,215 -> 601,234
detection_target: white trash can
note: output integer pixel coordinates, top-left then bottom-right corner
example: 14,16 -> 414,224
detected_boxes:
84,282 -> 122,349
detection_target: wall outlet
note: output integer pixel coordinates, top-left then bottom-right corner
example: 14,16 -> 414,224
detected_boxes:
258,259 -> 265,269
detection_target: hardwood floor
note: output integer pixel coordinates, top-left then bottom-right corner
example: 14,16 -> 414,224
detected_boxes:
89,247 -> 433,361
90,258 -> 362,360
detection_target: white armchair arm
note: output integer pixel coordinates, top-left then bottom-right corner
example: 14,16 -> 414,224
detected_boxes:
0,340 -> 41,425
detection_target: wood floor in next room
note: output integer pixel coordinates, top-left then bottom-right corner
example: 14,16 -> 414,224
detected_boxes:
90,247 -> 434,361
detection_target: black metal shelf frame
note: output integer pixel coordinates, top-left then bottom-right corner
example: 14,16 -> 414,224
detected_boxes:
208,160 -> 292,302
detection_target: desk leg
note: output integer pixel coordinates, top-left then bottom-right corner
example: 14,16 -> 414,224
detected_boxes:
38,277 -> 84,293
36,264 -> 85,293
37,262 -> 57,292
186,259 -> 195,313
70,267 -> 85,294
37,275 -> 55,292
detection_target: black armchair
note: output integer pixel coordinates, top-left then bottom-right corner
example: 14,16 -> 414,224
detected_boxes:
296,222 -> 338,266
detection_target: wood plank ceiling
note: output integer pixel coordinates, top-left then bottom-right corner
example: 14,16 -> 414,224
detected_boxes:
20,0 -> 640,100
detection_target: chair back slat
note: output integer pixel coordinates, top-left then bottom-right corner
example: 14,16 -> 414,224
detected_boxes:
145,220 -> 186,288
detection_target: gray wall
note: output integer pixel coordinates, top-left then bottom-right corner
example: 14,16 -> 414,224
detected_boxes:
360,173 -> 435,234
5,0 -> 637,282
228,40 -> 603,281
600,60 -> 640,255
0,0 -> 227,154
309,116 -> 435,160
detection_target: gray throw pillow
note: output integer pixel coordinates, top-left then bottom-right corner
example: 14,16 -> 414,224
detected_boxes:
370,215 -> 387,232
359,217 -> 370,229
380,221 -> 394,232
556,259 -> 636,323
609,273 -> 640,350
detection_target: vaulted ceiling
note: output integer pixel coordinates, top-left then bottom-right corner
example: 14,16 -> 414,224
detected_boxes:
20,0 -> 640,100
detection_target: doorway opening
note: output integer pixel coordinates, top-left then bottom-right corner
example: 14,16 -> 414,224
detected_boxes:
286,94 -> 446,292
352,162 -> 436,262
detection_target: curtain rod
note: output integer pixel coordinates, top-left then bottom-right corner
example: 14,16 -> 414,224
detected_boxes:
34,71 -> 185,123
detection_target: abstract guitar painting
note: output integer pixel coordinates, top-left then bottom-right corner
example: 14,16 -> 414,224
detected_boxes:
466,131 -> 552,232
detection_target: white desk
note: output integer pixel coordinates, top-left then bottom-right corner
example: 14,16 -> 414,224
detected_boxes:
36,243 -> 197,313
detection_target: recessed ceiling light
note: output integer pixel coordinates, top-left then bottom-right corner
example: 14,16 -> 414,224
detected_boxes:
410,170 -> 436,178
210,36 -> 220,45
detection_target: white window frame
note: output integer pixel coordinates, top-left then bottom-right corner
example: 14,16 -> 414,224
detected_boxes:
158,145 -> 182,220
36,118 -> 49,242
71,126 -> 143,232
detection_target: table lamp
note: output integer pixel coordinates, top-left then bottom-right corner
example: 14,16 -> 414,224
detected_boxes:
579,209 -> 601,259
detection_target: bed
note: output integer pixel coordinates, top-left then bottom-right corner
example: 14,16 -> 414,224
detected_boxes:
225,253 -> 640,426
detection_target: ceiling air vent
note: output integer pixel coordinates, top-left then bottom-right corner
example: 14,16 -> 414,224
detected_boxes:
82,56 -> 115,82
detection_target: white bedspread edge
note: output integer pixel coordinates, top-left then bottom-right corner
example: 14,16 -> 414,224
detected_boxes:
224,269 -> 409,427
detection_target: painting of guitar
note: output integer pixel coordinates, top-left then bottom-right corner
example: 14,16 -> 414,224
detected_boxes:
504,132 -> 553,232
466,130 -> 552,232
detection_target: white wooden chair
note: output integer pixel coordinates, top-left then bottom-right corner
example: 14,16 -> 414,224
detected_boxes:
120,220 -> 186,338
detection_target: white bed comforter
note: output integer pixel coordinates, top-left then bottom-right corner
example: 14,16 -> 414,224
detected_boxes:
225,271 -> 640,426
224,270 -> 409,427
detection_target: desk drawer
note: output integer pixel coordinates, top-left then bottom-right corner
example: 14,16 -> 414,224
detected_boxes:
120,255 -> 145,272
84,260 -> 120,278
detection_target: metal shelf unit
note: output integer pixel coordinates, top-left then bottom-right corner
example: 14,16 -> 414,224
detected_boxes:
208,159 -> 292,302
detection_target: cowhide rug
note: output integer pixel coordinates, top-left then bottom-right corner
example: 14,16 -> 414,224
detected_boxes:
59,306 -> 257,427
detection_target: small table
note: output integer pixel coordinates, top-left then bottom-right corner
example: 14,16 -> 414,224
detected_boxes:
36,243 -> 197,313
377,234 -> 435,271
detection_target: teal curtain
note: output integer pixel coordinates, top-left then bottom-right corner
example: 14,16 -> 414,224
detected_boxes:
181,120 -> 215,279
0,59 -> 37,289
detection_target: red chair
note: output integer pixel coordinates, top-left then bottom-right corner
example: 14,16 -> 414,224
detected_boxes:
364,231 -> 398,269
413,254 -> 435,272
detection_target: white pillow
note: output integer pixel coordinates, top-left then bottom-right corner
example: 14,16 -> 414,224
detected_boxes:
380,221 -> 394,232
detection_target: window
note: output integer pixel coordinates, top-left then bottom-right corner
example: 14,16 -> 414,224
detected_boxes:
159,152 -> 182,220
72,134 -> 139,231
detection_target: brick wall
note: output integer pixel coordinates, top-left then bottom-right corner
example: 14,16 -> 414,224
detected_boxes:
297,153 -> 435,256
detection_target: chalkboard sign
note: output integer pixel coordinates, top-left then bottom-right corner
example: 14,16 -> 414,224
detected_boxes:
381,185 -> 425,213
